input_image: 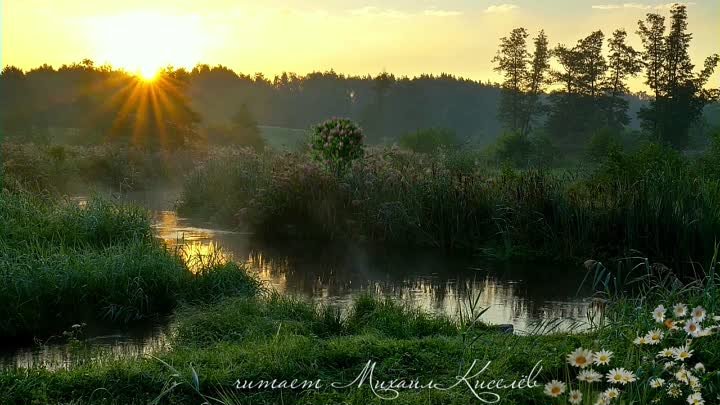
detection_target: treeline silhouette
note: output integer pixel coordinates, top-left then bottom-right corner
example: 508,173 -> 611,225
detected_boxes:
0,62 -> 505,146
0,3 -> 717,151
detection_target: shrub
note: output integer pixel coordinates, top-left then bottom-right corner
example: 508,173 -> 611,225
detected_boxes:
586,128 -> 623,163
494,132 -> 533,167
398,128 -> 459,154
528,133 -> 559,167
696,130 -> 720,177
309,118 -> 364,175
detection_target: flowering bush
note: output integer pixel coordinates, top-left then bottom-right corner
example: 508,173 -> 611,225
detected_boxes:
546,303 -> 719,404
309,118 -> 364,175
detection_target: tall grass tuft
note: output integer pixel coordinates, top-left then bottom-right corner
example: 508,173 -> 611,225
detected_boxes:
0,190 -> 259,340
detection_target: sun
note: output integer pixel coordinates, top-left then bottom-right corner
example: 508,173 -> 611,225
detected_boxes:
90,11 -> 204,75
139,66 -> 160,81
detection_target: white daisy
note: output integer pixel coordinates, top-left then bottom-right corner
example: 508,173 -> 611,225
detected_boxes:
689,375 -> 701,391
657,348 -> 674,358
578,369 -> 602,383
675,368 -> 691,384
652,304 -> 666,323
674,303 -> 688,318
649,377 -> 665,388
607,368 -> 632,385
544,380 -> 566,397
691,306 -> 706,322
567,347 -> 593,368
684,320 -> 702,337
673,345 -> 694,361
645,329 -> 664,345
621,369 -> 637,384
687,392 -> 704,405
593,349 -> 613,366
698,328 -> 713,337
693,363 -> 705,373
569,389 -> 583,404
577,369 -> 603,383
667,383 -> 682,398
603,387 -> 620,400
593,394 -> 610,405
633,335 -> 649,345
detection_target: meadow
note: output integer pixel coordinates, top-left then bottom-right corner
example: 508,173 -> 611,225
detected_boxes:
0,255 -> 718,404
2,126 -> 720,404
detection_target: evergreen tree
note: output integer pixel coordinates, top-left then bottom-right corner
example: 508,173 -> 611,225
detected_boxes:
521,30 -> 551,136
603,29 -> 641,129
637,4 -> 719,148
492,28 -> 530,133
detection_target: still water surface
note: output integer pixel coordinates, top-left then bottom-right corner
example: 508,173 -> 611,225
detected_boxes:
2,191 -> 596,369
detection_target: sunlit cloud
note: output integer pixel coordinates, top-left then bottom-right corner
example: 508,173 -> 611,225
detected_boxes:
349,6 -> 410,19
349,6 -> 462,18
484,4 -> 519,14
423,8 -> 463,17
591,2 -> 696,10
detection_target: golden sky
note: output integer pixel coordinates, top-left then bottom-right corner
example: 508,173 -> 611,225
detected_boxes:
2,0 -> 719,90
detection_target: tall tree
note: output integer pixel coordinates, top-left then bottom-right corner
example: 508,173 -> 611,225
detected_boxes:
637,4 -> 719,148
637,13 -> 666,100
520,30 -> 551,136
546,32 -> 609,142
551,45 -> 582,95
576,31 -> 607,98
603,29 -> 641,128
492,28 -> 530,133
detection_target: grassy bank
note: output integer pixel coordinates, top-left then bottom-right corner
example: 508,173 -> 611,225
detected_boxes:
2,259 -> 719,404
1,142 -> 203,193
0,190 -> 259,340
178,144 -> 720,269
0,293 -> 588,404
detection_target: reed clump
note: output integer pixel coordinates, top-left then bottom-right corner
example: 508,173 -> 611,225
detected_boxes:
178,144 -> 720,268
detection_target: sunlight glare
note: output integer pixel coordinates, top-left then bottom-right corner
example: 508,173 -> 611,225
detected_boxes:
90,11 -> 205,74
139,66 -> 159,81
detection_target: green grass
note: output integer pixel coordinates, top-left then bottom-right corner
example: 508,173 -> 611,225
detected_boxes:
0,293 -> 591,405
3,263 -> 719,404
177,144 -> 720,271
0,190 -> 260,340
1,142 -> 200,193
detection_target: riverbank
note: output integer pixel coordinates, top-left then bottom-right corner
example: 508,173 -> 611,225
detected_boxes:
177,143 -> 720,270
0,190 -> 259,340
2,265 -> 719,404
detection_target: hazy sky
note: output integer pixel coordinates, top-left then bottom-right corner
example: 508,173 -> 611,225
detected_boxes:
2,0 -> 719,90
